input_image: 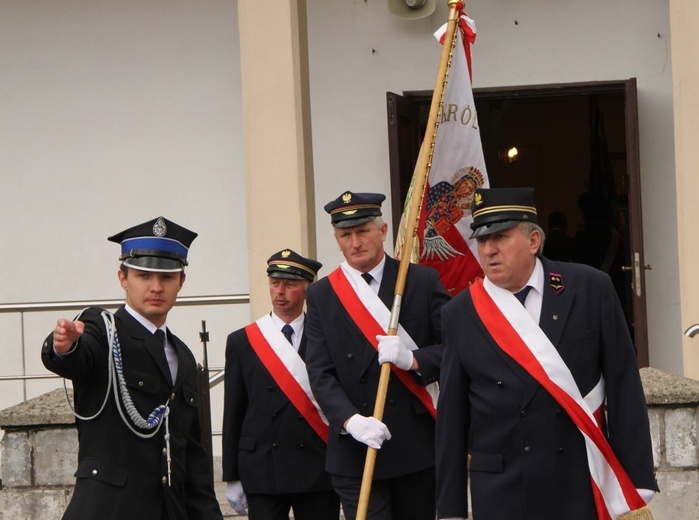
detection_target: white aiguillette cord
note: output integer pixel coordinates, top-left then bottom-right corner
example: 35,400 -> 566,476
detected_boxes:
63,309 -> 172,486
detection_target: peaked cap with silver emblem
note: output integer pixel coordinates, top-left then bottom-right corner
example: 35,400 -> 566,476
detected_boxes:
266,248 -> 322,282
469,187 -> 538,238
108,216 -> 197,272
323,190 -> 385,228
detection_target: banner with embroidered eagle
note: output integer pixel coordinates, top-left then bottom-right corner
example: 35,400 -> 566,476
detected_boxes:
395,10 -> 489,296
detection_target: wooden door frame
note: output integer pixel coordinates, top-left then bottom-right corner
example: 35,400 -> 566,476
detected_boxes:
386,79 -> 649,365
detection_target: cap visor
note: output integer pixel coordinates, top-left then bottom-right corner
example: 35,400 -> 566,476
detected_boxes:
123,257 -> 184,273
332,216 -> 377,228
267,271 -> 310,282
469,220 -> 520,239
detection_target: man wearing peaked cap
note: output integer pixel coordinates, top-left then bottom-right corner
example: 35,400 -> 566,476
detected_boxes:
41,217 -> 222,520
436,188 -> 657,520
222,249 -> 340,520
305,190 -> 450,520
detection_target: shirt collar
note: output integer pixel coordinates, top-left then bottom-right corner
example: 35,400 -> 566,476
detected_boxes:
523,257 -> 545,297
124,303 -> 166,335
270,311 -> 305,334
346,253 -> 386,287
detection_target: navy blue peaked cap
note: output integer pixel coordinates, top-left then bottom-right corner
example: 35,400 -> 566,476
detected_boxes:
108,216 -> 197,272
470,188 -> 538,238
267,249 -> 322,282
324,191 -> 385,228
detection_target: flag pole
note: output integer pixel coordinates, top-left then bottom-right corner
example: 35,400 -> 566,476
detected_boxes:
356,2 -> 463,518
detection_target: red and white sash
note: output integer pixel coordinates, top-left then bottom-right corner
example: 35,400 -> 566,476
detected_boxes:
470,278 -> 646,519
327,263 -> 438,419
245,315 -> 329,443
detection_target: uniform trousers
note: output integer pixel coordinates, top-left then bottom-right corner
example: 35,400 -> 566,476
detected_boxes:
332,466 -> 435,520
246,490 -> 340,520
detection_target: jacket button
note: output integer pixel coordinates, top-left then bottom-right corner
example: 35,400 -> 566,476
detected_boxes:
389,399 -> 395,405
272,412 -> 278,419
268,385 -> 274,391
162,476 -> 167,484
496,381 -> 503,386
163,448 -> 167,455
520,409 -> 527,417
299,443 -> 305,448
362,402 -> 368,408
558,447 -> 565,453
138,381 -> 144,387
92,469 -> 98,475
273,443 -> 278,448
189,397 -> 195,404
347,353 -> 354,360
170,393 -> 176,400
524,446 -> 532,454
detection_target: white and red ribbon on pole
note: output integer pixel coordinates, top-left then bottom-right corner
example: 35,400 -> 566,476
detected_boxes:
434,7 -> 476,80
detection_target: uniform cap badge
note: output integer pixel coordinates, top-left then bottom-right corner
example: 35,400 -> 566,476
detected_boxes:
153,217 -> 168,237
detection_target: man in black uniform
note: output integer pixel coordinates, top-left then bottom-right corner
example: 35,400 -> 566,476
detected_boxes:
436,188 -> 657,520
305,191 -> 450,520
42,216 -> 222,520
222,248 -> 340,519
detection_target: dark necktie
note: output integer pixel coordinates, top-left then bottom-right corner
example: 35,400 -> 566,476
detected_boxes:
154,329 -> 166,345
514,285 -> 531,306
361,273 -> 373,285
281,324 -> 294,344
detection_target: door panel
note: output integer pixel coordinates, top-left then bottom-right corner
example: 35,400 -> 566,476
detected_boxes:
387,80 -> 649,365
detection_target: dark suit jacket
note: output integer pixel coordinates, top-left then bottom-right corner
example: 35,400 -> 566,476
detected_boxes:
221,320 -> 335,495
436,259 -> 658,520
305,256 -> 450,479
41,306 -> 222,520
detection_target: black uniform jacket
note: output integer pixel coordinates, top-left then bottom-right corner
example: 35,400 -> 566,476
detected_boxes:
41,306 -> 222,520
221,322 -> 334,494
305,256 -> 451,480
436,259 -> 658,520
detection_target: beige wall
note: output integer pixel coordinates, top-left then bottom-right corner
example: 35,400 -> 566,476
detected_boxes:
670,0 -> 699,379
238,0 -> 317,319
1,0 -> 697,458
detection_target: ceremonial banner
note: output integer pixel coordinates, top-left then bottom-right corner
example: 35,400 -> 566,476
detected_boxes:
396,11 -> 489,296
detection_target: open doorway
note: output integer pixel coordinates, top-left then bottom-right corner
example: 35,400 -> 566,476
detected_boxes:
387,80 -> 650,366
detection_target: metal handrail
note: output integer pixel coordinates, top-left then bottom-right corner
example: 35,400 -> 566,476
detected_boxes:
0,294 -> 243,405
0,294 -> 249,313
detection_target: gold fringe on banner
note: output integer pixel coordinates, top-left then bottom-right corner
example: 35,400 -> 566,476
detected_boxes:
618,505 -> 654,520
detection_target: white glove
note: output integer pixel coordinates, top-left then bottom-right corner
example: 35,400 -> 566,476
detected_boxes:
345,414 -> 391,449
638,488 -> 656,504
226,480 -> 248,515
377,334 -> 414,370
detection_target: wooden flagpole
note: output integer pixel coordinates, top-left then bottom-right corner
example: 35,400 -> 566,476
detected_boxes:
355,2 -> 463,518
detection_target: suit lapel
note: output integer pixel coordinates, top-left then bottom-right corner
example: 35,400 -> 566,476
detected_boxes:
168,330 -> 189,388
297,331 -> 308,361
377,256 -> 397,309
115,307 -> 173,386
